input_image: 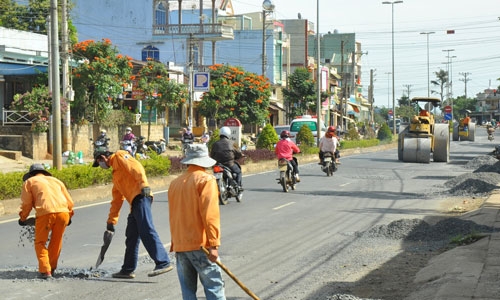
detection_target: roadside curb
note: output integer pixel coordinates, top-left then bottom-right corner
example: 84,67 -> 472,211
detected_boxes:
0,143 -> 397,216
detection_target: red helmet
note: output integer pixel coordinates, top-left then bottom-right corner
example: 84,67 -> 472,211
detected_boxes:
327,126 -> 336,132
280,130 -> 290,138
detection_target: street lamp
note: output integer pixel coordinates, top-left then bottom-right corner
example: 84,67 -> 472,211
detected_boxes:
382,0 -> 403,135
420,31 -> 435,97
262,0 -> 275,76
443,49 -> 455,120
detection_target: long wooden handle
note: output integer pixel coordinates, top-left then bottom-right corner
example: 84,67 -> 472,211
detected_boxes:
201,247 -> 260,300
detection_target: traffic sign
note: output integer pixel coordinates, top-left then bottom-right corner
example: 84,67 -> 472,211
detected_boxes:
194,72 -> 210,91
388,109 -> 393,115
444,105 -> 452,113
444,113 -> 452,120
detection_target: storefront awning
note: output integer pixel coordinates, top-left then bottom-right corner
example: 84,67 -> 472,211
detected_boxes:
347,103 -> 360,113
269,102 -> 285,111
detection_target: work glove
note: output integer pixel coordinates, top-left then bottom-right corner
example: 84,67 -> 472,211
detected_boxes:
106,223 -> 115,232
18,217 -> 35,226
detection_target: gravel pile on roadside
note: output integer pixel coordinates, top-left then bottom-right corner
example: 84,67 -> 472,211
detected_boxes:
328,155 -> 500,300
445,155 -> 500,196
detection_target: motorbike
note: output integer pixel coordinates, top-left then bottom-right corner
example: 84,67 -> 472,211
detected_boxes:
91,137 -> 110,157
276,157 -> 297,192
487,127 -> 495,141
145,139 -> 166,155
212,162 -> 243,205
321,151 -> 338,176
134,136 -> 149,159
120,139 -> 137,156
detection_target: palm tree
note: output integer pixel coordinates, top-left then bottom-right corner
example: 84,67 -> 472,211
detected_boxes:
431,69 -> 448,103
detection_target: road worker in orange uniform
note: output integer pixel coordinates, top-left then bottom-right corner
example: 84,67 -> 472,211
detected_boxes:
19,164 -> 74,279
93,150 -> 173,279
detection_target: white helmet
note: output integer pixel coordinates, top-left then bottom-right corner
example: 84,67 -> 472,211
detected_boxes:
219,126 -> 231,138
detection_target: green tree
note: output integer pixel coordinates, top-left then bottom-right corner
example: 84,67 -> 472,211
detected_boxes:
256,124 -> 278,150
282,67 -> 329,120
71,39 -> 133,124
135,59 -> 188,140
198,64 -> 271,127
398,94 -> 410,106
0,0 -> 77,43
396,104 -> 419,123
10,85 -> 68,132
453,96 -> 476,119
377,122 -> 393,141
431,69 -> 448,102
296,124 -> 315,147
282,68 -> 316,119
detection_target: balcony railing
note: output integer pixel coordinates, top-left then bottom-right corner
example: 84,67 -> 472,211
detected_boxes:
2,109 -> 34,125
153,23 -> 234,40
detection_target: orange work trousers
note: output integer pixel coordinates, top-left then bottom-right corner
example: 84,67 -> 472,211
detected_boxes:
34,212 -> 70,273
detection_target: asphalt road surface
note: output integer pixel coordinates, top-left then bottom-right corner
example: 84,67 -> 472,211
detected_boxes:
0,125 -> 495,299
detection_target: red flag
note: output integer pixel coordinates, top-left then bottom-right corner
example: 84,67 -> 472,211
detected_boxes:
447,30 -> 455,34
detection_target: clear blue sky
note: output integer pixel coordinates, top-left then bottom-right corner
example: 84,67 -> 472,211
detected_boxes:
233,0 -> 500,107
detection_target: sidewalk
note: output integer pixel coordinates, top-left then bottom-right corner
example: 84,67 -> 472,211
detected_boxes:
406,190 -> 500,300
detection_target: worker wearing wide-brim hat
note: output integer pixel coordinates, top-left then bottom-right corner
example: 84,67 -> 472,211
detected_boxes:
19,164 -> 74,279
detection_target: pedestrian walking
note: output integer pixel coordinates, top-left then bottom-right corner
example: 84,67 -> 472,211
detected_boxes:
93,150 -> 173,279
168,144 -> 226,299
19,164 -> 74,279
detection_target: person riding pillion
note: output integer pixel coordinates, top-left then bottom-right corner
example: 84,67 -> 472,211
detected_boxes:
210,126 -> 243,189
275,130 -> 301,182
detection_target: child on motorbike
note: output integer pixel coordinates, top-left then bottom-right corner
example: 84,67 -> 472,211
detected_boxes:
319,126 -> 341,165
275,130 -> 301,182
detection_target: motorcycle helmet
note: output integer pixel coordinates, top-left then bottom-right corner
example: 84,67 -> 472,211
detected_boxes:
280,130 -> 290,139
100,129 -> 107,134
220,126 -> 231,138
327,126 -> 336,132
125,127 -> 132,132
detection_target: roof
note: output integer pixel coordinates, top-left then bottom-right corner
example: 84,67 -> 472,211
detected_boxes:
411,97 -> 441,103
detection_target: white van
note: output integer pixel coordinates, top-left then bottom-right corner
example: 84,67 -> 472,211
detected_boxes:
289,115 -> 326,144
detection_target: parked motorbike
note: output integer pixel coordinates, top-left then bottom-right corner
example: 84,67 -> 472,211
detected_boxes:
276,157 -> 297,192
134,136 -> 149,159
213,162 -> 243,205
145,139 -> 166,155
321,151 -> 338,176
487,126 -> 495,141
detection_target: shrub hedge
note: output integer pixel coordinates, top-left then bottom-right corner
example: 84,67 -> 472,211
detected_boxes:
0,137 -> 387,201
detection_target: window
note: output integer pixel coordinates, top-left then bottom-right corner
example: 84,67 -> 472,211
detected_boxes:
142,45 -> 160,61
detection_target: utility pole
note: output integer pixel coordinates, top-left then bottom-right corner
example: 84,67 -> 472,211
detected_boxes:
403,84 -> 412,101
368,69 -> 375,126
49,0 -> 62,170
459,72 -> 471,99
61,0 -> 71,152
340,41 -> 345,131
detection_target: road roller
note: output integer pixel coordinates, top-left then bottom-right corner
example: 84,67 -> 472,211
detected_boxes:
398,97 -> 449,163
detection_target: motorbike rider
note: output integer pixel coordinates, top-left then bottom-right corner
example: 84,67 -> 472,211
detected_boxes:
181,127 -> 194,153
275,130 -> 301,182
121,127 -> 136,155
210,126 -> 243,189
98,129 -> 110,145
318,126 -> 341,165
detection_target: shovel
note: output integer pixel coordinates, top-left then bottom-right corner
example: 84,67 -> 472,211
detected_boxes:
94,230 -> 114,269
201,247 -> 260,300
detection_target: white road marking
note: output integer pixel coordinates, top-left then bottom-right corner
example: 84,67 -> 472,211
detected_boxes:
340,182 -> 352,187
273,202 -> 295,210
